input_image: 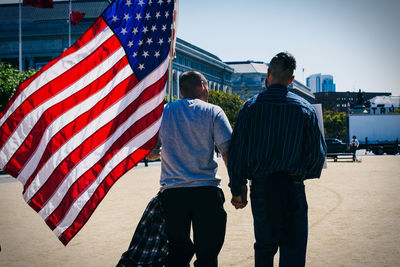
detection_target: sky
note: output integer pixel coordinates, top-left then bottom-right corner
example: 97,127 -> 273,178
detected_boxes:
177,0 -> 400,95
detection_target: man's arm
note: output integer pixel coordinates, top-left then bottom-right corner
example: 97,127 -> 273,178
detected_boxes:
227,103 -> 250,208
304,109 -> 327,178
146,137 -> 162,161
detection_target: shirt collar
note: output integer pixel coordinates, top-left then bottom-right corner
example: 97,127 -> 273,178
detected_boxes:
266,84 -> 288,92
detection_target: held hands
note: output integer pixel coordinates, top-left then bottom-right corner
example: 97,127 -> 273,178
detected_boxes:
231,185 -> 248,209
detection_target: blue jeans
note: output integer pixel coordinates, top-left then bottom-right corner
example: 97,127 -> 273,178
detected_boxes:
250,180 -> 308,267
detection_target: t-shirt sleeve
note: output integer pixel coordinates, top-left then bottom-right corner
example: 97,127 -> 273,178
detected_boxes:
213,108 -> 232,153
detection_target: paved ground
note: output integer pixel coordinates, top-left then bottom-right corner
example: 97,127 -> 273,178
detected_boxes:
0,156 -> 399,266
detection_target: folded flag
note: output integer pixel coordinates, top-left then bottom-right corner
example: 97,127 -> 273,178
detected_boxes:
0,0 -> 176,245
23,0 -> 54,8
70,11 -> 86,26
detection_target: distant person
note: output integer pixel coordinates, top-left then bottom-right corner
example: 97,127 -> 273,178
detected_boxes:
228,52 -> 326,267
148,70 -> 232,267
350,136 -> 359,161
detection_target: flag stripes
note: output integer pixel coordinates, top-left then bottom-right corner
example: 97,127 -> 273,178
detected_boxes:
0,0 -> 174,243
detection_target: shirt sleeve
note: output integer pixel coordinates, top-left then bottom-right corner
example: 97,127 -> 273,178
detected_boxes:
303,107 -> 327,179
228,102 -> 250,196
213,108 -> 232,153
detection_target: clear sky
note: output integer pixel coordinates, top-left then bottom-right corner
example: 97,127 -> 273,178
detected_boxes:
177,0 -> 400,95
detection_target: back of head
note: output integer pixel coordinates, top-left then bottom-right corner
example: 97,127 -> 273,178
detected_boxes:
179,70 -> 207,99
268,52 -> 297,85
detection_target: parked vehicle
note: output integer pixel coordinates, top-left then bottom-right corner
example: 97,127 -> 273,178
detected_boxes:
348,114 -> 400,155
325,138 -> 348,154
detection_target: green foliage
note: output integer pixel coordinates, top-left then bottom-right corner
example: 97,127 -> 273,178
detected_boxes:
389,108 -> 400,114
0,63 -> 38,111
208,89 -> 244,127
323,110 -> 347,140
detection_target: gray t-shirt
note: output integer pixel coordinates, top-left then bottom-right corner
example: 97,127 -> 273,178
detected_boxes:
159,99 -> 232,190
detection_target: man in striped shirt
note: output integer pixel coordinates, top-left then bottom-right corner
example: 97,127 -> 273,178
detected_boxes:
228,52 -> 326,267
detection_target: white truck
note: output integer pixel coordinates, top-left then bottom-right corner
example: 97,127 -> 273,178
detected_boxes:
348,114 -> 400,155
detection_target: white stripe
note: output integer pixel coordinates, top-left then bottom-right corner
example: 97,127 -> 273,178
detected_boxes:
53,116 -> 163,237
24,56 -> 169,207
44,88 -> 165,223
0,26 -> 114,129
17,63 -> 132,185
0,46 -> 125,170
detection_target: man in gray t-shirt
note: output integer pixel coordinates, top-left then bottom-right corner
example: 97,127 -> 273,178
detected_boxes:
148,70 -> 232,267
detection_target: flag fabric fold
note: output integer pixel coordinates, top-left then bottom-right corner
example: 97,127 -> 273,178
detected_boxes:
0,0 -> 176,245
70,11 -> 86,26
23,0 -> 54,8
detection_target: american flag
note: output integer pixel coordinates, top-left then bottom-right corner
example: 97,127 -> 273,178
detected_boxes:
0,0 -> 176,245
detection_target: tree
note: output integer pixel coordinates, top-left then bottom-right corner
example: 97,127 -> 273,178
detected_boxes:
323,110 -> 347,141
208,89 -> 244,127
0,63 -> 38,111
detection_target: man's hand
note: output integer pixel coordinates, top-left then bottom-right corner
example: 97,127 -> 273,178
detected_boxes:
231,185 -> 248,209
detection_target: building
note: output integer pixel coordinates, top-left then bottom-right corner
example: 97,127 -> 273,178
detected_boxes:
314,91 -> 392,112
0,0 -> 233,100
226,61 -> 315,103
306,73 -> 336,93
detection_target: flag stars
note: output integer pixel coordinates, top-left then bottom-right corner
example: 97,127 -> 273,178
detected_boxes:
165,11 -> 169,18
138,40 -> 144,46
138,0 -> 145,7
132,52 -> 138,58
142,26 -> 149,34
168,37 -> 171,43
155,12 -> 161,19
167,0 -> 172,3
158,38 -> 164,45
123,13 -> 131,21
162,25 -> 167,31
127,41 -> 134,48
121,28 -> 127,35
138,64 -> 145,70
145,13 -> 151,20
158,0 -> 163,5
142,51 -> 149,58
112,15 -> 119,22
146,38 -> 153,45
125,0 -> 132,7
151,25 -> 157,32
135,13 -> 142,21
154,51 -> 160,58
132,27 -> 138,34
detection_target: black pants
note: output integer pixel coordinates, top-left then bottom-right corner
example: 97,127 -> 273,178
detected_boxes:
161,186 -> 227,267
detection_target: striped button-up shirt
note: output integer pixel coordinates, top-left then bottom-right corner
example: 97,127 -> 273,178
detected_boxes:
228,85 -> 327,196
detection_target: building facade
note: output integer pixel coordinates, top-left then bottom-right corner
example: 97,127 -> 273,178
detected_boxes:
306,73 -> 336,93
0,0 -> 233,100
226,61 -> 315,103
314,91 -> 392,112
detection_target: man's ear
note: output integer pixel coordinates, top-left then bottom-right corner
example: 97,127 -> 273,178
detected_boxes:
288,75 -> 295,86
265,69 -> 271,87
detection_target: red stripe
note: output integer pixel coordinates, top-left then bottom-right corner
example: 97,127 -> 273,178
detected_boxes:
46,102 -> 164,230
0,34 -> 120,152
22,70 -> 138,193
0,17 -> 107,122
59,133 -> 160,246
27,73 -> 167,215
5,52 -> 128,179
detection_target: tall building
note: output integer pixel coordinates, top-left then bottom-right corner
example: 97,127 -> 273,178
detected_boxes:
306,73 -> 336,93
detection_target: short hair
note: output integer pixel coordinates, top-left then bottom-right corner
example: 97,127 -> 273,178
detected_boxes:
179,70 -> 207,98
268,52 -> 296,83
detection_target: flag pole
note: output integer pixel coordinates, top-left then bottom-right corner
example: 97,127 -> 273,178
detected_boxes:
68,0 -> 72,47
19,0 -> 22,71
168,0 -> 179,102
